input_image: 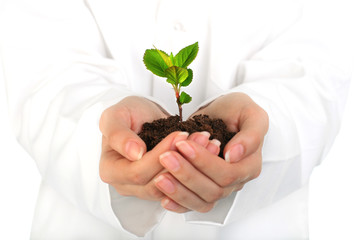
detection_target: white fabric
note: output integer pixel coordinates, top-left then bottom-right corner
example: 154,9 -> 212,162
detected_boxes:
0,0 -> 350,239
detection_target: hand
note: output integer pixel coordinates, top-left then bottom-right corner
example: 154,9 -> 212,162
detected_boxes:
155,92 -> 269,212
100,96 -> 169,161
154,132 -> 222,213
194,92 -> 269,163
99,96 -> 188,200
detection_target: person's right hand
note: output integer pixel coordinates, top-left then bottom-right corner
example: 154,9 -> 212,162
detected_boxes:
99,96 -> 189,201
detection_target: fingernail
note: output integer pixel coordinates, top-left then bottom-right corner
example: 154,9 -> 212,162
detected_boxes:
207,139 -> 221,155
175,141 -> 196,159
193,131 -> 211,146
125,141 -> 144,161
225,144 -> 244,163
161,198 -> 179,211
210,139 -> 221,147
160,152 -> 180,172
171,132 -> 189,150
154,175 -> 175,194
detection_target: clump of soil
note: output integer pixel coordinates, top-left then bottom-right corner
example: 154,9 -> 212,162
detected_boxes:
138,114 -> 236,158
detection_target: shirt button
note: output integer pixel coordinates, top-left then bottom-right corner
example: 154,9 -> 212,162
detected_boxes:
173,22 -> 186,32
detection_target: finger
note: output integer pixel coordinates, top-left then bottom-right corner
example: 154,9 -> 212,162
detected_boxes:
109,169 -> 169,201
188,131 -> 211,147
159,151 -> 225,203
175,140 -> 254,187
100,96 -> 170,161
100,131 -> 189,185
206,139 -> 221,156
100,109 -> 147,161
161,197 -> 191,213
188,132 -> 221,155
223,108 -> 268,163
154,173 -> 215,213
221,183 -> 245,198
111,180 -> 166,201
223,129 -> 260,163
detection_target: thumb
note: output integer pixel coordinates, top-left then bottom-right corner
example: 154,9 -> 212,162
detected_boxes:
223,129 -> 261,163
100,110 -> 147,161
223,112 -> 268,163
106,122 -> 147,161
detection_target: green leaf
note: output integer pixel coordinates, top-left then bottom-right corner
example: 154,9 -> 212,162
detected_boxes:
177,68 -> 189,84
143,49 -> 168,77
174,42 -> 199,68
179,91 -> 192,104
166,78 -> 176,85
165,66 -> 188,85
170,52 -> 175,65
180,68 -> 192,87
155,48 -> 173,68
165,66 -> 177,84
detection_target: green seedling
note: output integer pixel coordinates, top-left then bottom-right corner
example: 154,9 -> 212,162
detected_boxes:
143,42 -> 199,121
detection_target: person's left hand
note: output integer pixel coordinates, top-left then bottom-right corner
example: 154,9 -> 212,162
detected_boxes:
154,92 -> 269,213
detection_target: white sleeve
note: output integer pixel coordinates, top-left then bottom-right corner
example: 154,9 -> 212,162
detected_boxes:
185,1 -> 351,225
0,0 -> 165,237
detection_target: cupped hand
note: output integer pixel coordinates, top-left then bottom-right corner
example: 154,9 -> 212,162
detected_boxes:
99,96 -> 187,200
193,92 -> 269,164
99,96 -> 169,161
155,92 -> 269,213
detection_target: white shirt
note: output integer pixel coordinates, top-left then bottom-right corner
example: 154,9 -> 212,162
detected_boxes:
0,0 -> 350,239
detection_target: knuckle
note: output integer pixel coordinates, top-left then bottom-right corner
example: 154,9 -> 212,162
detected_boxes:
180,172 -> 192,183
193,157 -> 207,169
246,155 -> 262,181
129,170 -> 148,185
99,109 -> 110,132
219,174 -> 237,187
146,185 -> 164,200
132,174 -> 148,185
206,187 -> 224,203
262,108 -> 269,125
175,193 -> 194,207
99,171 -> 112,184
114,188 -> 131,197
198,203 -> 215,213
252,165 -> 262,180
234,184 -> 244,192
99,161 -> 114,184
176,192 -> 189,203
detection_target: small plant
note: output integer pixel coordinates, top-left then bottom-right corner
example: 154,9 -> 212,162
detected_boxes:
143,42 -> 199,121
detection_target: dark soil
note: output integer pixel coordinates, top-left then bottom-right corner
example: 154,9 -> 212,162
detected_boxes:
138,114 -> 236,158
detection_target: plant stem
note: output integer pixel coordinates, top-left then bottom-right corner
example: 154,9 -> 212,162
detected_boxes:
176,95 -> 183,121
175,87 -> 183,122
177,100 -> 183,122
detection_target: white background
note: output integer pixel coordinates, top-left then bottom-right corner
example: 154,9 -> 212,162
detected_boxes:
0,0 -> 359,239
